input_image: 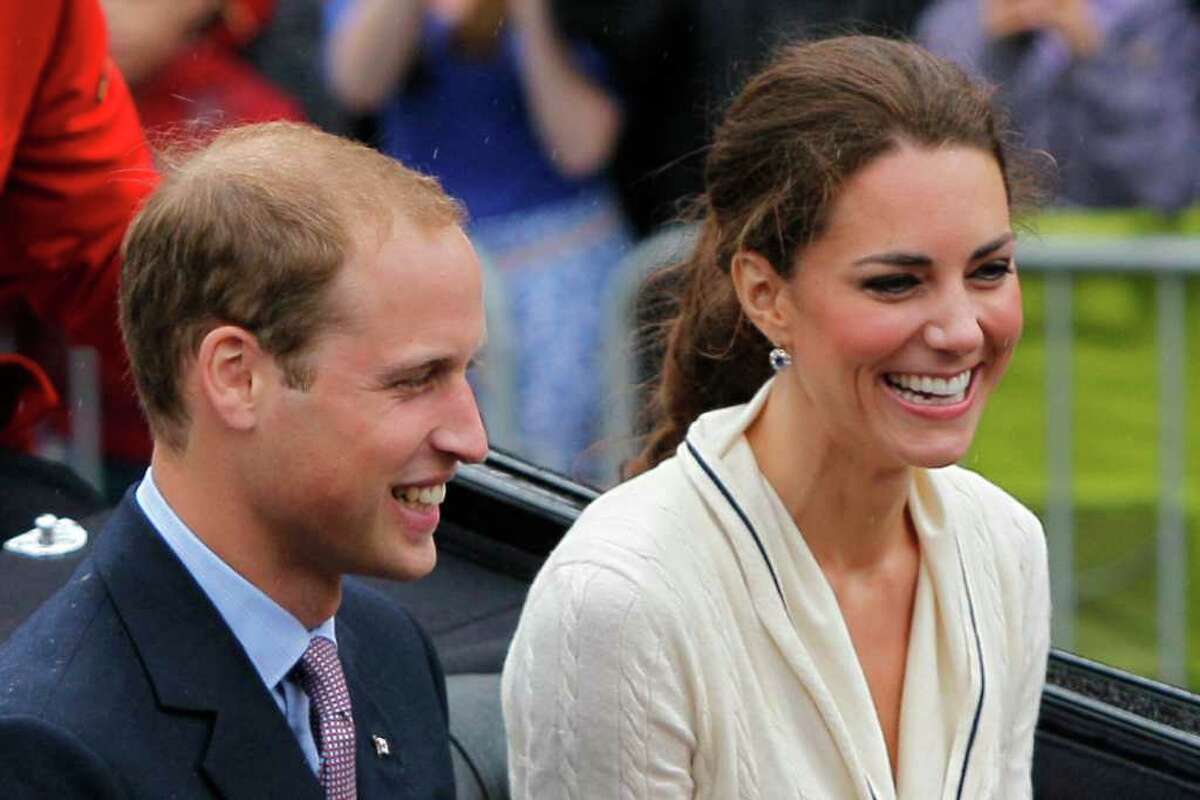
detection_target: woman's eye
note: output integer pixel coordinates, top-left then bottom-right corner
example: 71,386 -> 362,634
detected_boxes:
862,273 -> 920,295
972,258 -> 1013,281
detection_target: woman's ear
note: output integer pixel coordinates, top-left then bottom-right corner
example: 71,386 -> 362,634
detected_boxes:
195,325 -> 267,433
730,250 -> 793,347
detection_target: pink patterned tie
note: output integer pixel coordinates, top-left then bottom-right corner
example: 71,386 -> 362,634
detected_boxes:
295,636 -> 357,799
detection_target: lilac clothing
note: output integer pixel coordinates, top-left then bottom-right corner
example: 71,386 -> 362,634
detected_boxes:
918,0 -> 1200,211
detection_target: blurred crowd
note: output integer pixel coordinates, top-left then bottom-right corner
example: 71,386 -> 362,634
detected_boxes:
2,0 -> 1198,511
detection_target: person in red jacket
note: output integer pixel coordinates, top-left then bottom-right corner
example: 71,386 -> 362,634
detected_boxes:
1,0 -> 157,486
103,0 -> 306,143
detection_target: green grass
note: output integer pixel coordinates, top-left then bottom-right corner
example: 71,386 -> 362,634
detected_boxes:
968,270 -> 1200,687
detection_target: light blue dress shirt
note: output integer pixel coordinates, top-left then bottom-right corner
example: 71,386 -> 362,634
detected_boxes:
136,468 -> 333,774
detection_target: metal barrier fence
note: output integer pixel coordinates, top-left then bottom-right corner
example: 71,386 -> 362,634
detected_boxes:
1019,236 -> 1197,686
600,227 -> 1198,686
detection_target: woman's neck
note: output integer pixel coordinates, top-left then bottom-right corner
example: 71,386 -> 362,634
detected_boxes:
746,379 -> 915,574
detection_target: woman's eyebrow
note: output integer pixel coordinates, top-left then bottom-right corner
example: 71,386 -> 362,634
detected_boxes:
853,251 -> 932,268
853,232 -> 1016,269
970,232 -> 1015,260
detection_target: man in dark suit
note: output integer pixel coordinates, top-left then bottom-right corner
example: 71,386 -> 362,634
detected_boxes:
0,121 -> 489,798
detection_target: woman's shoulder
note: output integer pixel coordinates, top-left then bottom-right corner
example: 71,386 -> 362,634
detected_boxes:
929,464 -> 1047,565
565,458 -> 702,549
531,457 -> 717,603
926,465 -> 1041,527
928,466 -> 1049,622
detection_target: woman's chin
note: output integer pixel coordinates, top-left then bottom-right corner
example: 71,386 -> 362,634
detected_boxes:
892,434 -> 975,470
912,452 -> 967,470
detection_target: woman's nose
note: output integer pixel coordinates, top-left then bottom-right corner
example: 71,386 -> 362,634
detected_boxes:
923,289 -> 984,355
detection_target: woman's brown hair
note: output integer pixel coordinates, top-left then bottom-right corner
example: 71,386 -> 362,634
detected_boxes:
627,35 -> 1044,476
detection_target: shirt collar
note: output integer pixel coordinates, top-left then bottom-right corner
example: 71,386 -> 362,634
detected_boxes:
135,468 -> 337,691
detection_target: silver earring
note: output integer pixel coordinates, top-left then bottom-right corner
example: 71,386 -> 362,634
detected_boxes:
768,346 -> 792,372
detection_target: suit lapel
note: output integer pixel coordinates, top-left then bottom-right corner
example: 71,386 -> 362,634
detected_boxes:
94,495 -> 322,800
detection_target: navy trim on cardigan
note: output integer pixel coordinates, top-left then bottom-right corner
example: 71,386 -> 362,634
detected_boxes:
954,540 -> 986,800
684,440 -> 786,609
687,437 -> 990,799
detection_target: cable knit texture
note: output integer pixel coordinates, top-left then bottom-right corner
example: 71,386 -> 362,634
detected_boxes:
501,379 -> 1050,799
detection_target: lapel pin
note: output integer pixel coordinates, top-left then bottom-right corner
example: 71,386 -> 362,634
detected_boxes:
372,735 -> 391,757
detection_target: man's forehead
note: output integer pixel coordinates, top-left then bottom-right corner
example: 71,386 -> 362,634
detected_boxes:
322,220 -> 482,343
374,325 -> 488,374
340,212 -> 469,275
350,208 -> 467,250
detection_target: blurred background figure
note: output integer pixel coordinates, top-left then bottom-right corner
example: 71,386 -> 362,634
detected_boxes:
1,0 -> 156,524
84,0 -> 310,495
244,0 -> 352,132
102,0 -> 306,142
549,1 -> 936,237
917,0 -> 1200,211
325,0 -> 634,481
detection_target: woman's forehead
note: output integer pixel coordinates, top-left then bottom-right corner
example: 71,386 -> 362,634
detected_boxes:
812,145 -> 1009,254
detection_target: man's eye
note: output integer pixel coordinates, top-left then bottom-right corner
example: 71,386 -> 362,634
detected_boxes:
972,258 -> 1014,281
862,274 -> 920,295
391,370 -> 435,391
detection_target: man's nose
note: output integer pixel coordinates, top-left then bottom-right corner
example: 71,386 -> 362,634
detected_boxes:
923,288 -> 984,355
431,377 -> 489,464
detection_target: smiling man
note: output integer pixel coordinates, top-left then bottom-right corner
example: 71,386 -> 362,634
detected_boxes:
0,122 -> 487,798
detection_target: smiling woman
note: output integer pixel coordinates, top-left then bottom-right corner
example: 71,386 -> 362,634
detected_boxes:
502,36 -> 1051,799
744,144 -> 1023,473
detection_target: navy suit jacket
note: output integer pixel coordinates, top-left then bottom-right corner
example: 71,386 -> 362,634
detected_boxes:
0,493 -> 456,799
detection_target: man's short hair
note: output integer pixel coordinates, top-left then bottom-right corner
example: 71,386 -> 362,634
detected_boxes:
120,122 -> 464,451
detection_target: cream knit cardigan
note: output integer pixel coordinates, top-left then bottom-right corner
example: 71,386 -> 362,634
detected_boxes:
502,380 -> 1050,799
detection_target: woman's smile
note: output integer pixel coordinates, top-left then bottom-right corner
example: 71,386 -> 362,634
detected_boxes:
880,366 -> 979,418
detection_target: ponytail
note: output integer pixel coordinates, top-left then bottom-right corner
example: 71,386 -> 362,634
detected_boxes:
625,216 -> 773,476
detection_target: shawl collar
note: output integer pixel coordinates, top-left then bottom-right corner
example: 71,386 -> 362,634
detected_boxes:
905,470 -> 991,800
677,378 -> 988,800
94,495 -> 323,800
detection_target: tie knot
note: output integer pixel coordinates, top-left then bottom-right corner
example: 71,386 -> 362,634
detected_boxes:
295,636 -> 353,719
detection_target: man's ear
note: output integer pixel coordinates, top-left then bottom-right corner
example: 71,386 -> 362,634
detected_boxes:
195,325 -> 268,433
730,250 -> 794,347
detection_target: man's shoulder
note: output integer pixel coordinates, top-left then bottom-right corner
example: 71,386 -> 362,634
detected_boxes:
0,713 -> 127,799
340,578 -> 429,646
0,559 -> 162,795
0,499 -> 207,739
338,578 -> 443,687
337,577 -> 454,781
0,557 -> 121,717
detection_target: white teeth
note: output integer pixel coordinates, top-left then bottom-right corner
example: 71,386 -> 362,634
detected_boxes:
885,369 -> 972,402
890,385 -> 965,406
394,483 -> 447,506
